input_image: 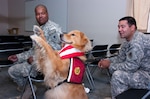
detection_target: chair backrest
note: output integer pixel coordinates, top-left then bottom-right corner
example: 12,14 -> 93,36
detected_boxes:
0,36 -> 32,66
0,42 -> 24,66
109,44 -> 121,55
91,45 -> 108,58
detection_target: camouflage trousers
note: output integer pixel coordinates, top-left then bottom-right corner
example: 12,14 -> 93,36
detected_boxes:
111,70 -> 150,99
8,61 -> 37,87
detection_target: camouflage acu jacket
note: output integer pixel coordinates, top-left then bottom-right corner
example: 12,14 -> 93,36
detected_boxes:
17,20 -> 62,62
109,31 -> 150,74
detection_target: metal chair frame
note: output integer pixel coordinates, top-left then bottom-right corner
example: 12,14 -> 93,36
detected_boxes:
85,45 -> 108,89
108,44 -> 121,57
142,91 -> 150,99
141,84 -> 150,99
22,66 -> 44,99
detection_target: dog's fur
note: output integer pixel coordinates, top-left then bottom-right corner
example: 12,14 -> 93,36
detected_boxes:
30,25 -> 92,99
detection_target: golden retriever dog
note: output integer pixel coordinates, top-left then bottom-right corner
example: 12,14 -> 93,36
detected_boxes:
30,25 -> 92,99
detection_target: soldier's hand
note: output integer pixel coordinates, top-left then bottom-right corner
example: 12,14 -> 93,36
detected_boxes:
8,55 -> 18,62
98,59 -> 110,68
27,56 -> 33,64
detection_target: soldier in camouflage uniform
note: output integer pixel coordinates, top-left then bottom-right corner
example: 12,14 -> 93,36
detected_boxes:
8,4 -> 62,99
98,16 -> 150,99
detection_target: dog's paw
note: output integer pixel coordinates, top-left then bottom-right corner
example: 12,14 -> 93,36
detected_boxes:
30,34 -> 38,40
30,34 -> 43,50
33,25 -> 41,36
30,34 -> 38,45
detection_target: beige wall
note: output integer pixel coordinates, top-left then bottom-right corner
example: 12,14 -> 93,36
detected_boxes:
0,0 -> 8,35
8,0 -> 33,36
0,0 -> 30,35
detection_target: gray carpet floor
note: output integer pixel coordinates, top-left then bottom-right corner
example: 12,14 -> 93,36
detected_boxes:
0,66 -> 111,99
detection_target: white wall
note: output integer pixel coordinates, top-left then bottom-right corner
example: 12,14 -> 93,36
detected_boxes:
3,0 -> 127,45
67,0 -> 127,46
25,0 -> 67,32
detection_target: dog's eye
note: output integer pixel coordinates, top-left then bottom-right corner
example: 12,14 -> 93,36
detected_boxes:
71,34 -> 75,36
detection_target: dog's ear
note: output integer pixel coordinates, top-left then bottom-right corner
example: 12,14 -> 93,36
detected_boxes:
84,39 -> 92,52
79,32 -> 92,52
33,25 -> 41,36
82,37 -> 92,52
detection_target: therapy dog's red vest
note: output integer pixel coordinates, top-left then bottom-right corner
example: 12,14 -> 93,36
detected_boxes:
59,44 -> 85,84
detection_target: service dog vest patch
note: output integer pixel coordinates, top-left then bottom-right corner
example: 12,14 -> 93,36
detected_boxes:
59,44 -> 85,83
67,57 -> 85,83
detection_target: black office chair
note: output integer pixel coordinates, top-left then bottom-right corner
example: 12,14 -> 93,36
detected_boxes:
116,88 -> 150,99
108,44 -> 121,57
85,45 -> 108,89
0,36 -> 32,68
141,83 -> 150,99
142,88 -> 150,99
0,42 -> 24,68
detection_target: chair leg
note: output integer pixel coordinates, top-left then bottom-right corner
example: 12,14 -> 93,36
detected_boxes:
85,66 -> 96,89
21,75 -> 37,99
106,68 -> 111,83
90,66 -> 97,75
85,71 -> 94,89
28,75 -> 37,99
141,91 -> 150,99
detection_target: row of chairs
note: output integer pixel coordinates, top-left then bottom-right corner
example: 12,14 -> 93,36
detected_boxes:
85,44 -> 121,89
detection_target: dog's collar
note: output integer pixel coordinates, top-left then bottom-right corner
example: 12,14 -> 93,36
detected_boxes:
58,44 -> 84,59
55,78 -> 81,88
56,79 -> 67,87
